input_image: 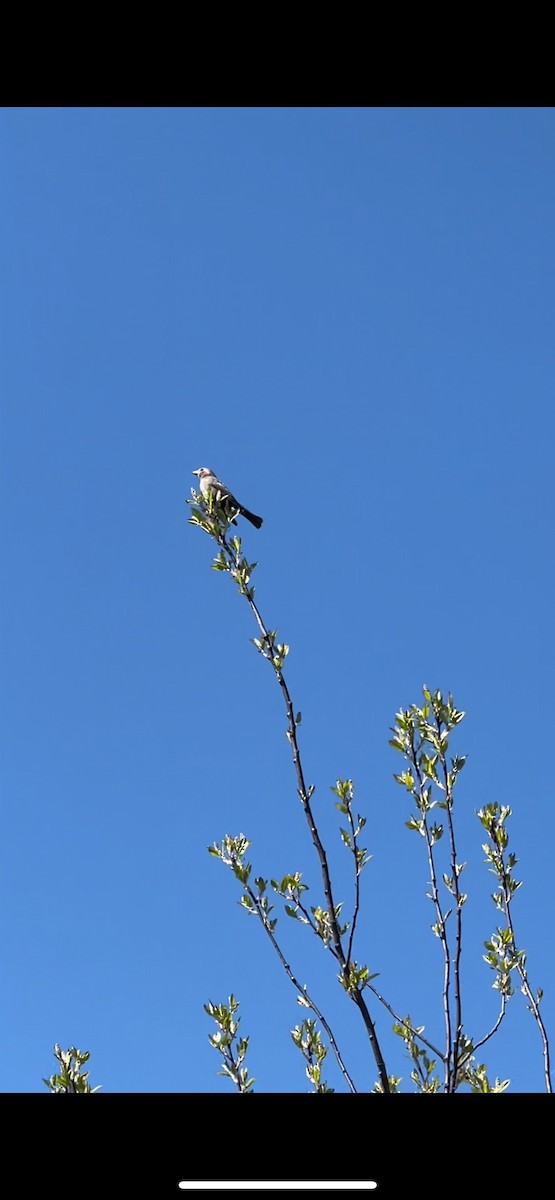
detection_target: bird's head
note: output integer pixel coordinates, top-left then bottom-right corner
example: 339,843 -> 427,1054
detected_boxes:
192,467 -> 212,479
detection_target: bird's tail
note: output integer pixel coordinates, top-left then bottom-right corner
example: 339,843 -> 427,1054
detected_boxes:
242,508 -> 263,529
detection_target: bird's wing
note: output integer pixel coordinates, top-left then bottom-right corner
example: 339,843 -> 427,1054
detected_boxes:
213,480 -> 240,506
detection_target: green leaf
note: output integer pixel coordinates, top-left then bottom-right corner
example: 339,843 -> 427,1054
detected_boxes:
393,771 -> 415,791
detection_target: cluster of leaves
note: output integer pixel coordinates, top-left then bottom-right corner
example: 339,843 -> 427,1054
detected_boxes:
204,995 -> 254,1093
43,1045 -> 100,1094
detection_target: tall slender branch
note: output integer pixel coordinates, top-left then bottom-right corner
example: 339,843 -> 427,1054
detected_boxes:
192,501 -> 390,1092
429,705 -> 464,1092
242,563 -> 389,1092
409,735 -> 453,1089
481,807 -> 552,1094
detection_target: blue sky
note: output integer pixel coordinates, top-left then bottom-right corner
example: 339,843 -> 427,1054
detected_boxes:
1,107 -> 554,1095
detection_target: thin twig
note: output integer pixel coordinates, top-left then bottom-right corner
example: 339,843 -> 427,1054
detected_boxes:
458,997 -> 507,1070
345,798 -> 362,967
367,981 -> 444,1059
244,880 -> 357,1092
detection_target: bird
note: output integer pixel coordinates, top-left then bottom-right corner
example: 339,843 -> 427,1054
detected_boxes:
192,467 -> 263,529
